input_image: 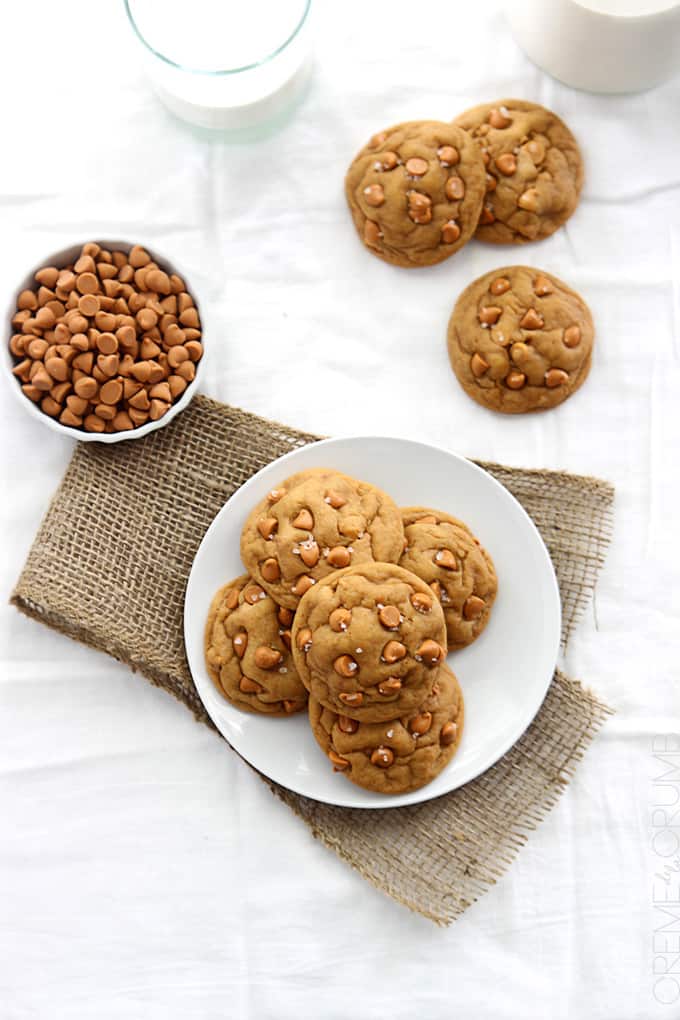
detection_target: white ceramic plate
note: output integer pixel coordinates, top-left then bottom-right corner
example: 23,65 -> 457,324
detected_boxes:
184,436 -> 561,808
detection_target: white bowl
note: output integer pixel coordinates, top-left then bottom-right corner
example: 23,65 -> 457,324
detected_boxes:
2,239 -> 206,443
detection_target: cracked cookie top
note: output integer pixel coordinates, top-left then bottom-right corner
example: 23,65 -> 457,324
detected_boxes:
240,468 -> 404,610
345,120 -> 486,267
291,562 -> 447,723
454,99 -> 583,244
447,265 -> 594,413
204,574 -> 307,715
309,662 -> 464,794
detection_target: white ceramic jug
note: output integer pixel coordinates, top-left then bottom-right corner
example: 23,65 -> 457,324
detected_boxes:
506,0 -> 680,93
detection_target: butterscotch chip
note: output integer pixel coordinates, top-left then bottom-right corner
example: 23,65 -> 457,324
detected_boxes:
399,508 -> 497,650
35,266 -> 59,288
13,359 -> 33,383
99,379 -> 123,405
291,562 -> 447,724
145,269 -> 171,295
149,399 -> 169,421
178,306 -> 200,329
9,335 -> 26,357
149,381 -> 171,403
44,358 -> 69,382
51,381 -> 71,404
167,345 -> 189,368
441,221 -> 461,244
41,395 -> 61,418
184,340 -> 203,362
345,120 -> 485,267
454,99 -> 583,243
66,395 -> 88,417
204,574 -> 307,716
76,272 -> 99,295
128,407 -> 149,426
35,307 -> 56,329
140,338 -> 161,359
129,245 -> 151,268
96,332 -> 119,355
113,411 -> 134,431
128,389 -> 150,411
447,265 -> 594,413
437,145 -> 459,167
308,664 -> 464,795
241,467 -> 404,610
175,361 -> 195,382
505,370 -> 526,390
27,337 -> 49,360
82,413 -> 104,432
77,293 -> 99,317
74,376 -> 98,400
59,408 -> 82,427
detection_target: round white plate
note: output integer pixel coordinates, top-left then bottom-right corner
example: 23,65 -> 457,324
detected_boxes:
184,436 -> 561,809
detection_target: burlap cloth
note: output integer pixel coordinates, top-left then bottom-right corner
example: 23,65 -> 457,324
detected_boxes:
11,395 -> 614,925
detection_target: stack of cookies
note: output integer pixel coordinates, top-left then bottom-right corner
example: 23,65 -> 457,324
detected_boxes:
204,467 -> 497,796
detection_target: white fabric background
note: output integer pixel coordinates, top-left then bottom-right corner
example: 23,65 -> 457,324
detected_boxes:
1,3 -> 679,1018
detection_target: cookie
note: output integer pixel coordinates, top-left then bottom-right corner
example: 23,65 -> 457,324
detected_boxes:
291,562 -> 447,723
345,120 -> 486,267
204,575 -> 307,715
240,468 -> 404,611
454,99 -> 583,244
309,663 -> 464,795
399,507 -> 497,650
447,265 -> 594,413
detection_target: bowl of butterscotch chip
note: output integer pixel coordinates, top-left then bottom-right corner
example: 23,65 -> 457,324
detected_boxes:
3,240 -> 205,441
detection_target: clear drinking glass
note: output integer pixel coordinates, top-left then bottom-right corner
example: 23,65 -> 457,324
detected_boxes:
124,0 -> 312,134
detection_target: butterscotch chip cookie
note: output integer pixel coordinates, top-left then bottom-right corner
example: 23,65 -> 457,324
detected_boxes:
399,508 -> 497,650
204,575 -> 307,715
240,468 -> 404,611
309,663 -> 464,795
447,265 -> 594,413
345,120 -> 486,267
291,562 -> 447,724
454,99 -> 583,244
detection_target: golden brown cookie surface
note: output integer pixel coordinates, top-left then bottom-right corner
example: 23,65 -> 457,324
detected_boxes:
204,575 -> 307,715
309,663 -> 464,794
240,468 -> 404,611
345,120 -> 486,267
399,508 -> 497,650
454,99 -> 583,244
291,562 -> 447,723
447,265 -> 594,413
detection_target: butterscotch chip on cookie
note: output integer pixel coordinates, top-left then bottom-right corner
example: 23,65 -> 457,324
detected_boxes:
399,508 -> 497,650
454,99 -> 583,244
204,575 -> 307,715
345,120 -> 486,267
291,562 -> 447,724
309,663 -> 464,794
240,468 -> 404,611
447,265 -> 594,413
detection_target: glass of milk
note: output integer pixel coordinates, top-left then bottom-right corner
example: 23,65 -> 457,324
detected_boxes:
124,0 -> 312,133
505,0 -> 680,92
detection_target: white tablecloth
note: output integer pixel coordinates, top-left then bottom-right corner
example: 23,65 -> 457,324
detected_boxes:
1,3 -> 679,1017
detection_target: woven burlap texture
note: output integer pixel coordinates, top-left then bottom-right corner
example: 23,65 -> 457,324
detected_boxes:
11,395 -> 614,925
